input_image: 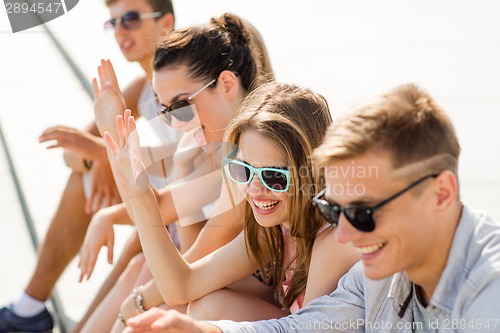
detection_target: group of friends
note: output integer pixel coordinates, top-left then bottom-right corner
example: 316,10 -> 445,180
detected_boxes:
1,0 -> 500,333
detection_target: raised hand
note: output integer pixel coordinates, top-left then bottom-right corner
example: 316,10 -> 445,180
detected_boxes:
104,110 -> 151,200
93,59 -> 126,141
78,205 -> 119,281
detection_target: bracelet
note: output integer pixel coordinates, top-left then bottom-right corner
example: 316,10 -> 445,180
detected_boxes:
132,285 -> 146,314
118,313 -> 127,327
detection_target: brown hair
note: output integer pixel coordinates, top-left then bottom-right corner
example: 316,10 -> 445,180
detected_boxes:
314,83 -> 461,181
223,82 -> 332,310
153,13 -> 265,94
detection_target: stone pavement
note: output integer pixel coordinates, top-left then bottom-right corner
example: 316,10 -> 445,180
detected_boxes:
1,0 -> 499,332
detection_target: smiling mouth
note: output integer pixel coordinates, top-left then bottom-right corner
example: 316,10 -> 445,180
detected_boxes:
121,40 -> 133,51
356,242 -> 387,255
252,199 -> 279,211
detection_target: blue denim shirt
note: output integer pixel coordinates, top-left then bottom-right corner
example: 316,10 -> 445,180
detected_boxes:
213,206 -> 500,332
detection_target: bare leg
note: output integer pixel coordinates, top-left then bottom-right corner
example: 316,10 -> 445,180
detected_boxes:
25,172 -> 90,301
71,233 -> 142,333
187,288 -> 288,321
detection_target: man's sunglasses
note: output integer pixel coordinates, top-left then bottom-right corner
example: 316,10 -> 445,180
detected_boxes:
312,173 -> 439,232
224,149 -> 290,193
157,79 -> 216,126
105,11 -> 162,31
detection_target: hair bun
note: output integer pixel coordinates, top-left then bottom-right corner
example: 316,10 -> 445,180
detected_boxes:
211,13 -> 250,44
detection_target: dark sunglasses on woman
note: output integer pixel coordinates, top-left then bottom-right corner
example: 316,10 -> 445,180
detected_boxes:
157,79 -> 216,126
104,11 -> 162,31
312,173 -> 439,232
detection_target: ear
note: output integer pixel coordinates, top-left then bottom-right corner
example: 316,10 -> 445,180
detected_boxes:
159,13 -> 175,34
433,170 -> 459,211
217,70 -> 240,100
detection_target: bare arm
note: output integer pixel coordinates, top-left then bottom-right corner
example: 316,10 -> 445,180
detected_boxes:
302,226 -> 359,306
105,113 -> 260,306
120,197 -> 246,319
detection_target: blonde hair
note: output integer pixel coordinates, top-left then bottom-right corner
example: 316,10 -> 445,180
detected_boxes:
314,83 -> 460,181
223,82 -> 332,310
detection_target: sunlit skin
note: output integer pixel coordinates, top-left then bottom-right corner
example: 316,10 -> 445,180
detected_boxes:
236,130 -> 291,229
108,0 -> 171,69
326,148 -> 458,303
153,66 -> 238,145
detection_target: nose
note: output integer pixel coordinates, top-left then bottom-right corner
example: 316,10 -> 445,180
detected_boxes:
114,23 -> 127,38
334,213 -> 362,244
246,173 -> 268,196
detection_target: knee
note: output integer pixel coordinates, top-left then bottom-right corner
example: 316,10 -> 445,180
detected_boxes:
187,289 -> 228,320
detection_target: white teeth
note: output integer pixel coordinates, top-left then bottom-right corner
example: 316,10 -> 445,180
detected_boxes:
357,243 -> 385,255
122,41 -> 132,49
252,199 -> 279,211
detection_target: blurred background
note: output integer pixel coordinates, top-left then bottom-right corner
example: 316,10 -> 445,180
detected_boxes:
1,0 -> 499,331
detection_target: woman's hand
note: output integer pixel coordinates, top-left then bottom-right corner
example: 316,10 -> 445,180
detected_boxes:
123,308 -> 218,333
104,110 -> 151,200
78,204 -> 121,281
92,59 -> 127,139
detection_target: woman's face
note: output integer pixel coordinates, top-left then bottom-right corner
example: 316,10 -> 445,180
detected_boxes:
153,65 -> 235,145
235,129 -> 291,229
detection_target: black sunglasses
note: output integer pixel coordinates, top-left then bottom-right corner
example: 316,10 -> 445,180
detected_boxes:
312,173 -> 439,232
104,11 -> 162,31
157,79 -> 216,126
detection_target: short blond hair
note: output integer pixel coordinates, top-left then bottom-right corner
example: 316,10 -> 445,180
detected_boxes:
314,84 -> 460,178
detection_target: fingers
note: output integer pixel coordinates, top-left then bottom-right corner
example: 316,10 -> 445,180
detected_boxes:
104,59 -> 120,91
107,235 -> 114,264
84,247 -> 99,281
98,59 -> 106,91
104,131 -> 119,155
85,190 -> 95,215
77,250 -> 86,282
116,115 -> 127,148
126,308 -> 169,329
92,78 -> 100,99
92,191 -> 103,215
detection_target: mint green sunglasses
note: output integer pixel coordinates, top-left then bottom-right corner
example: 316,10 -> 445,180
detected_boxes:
223,148 -> 290,192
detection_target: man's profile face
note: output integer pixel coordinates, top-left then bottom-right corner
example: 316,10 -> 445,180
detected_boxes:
324,148 -> 437,281
108,0 -> 170,63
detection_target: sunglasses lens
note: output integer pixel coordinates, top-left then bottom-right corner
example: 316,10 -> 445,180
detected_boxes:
104,18 -> 116,29
344,208 -> 375,232
316,202 -> 339,226
122,11 -> 141,30
170,102 -> 195,122
228,162 -> 251,183
261,170 -> 288,191
158,108 -> 172,125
